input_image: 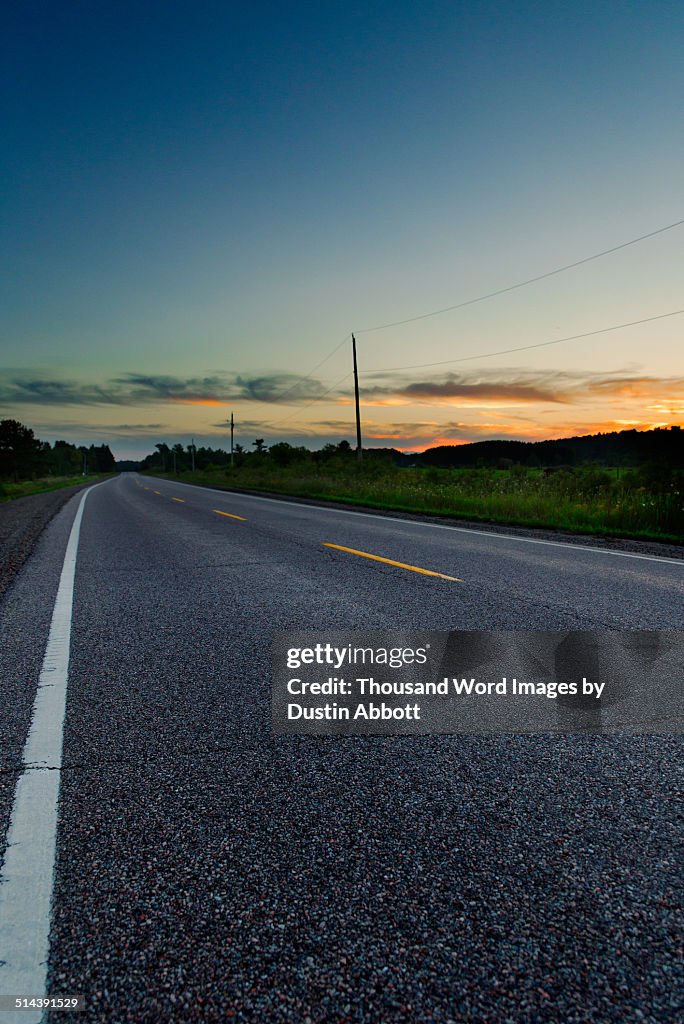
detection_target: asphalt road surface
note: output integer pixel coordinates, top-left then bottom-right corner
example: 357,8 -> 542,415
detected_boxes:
0,474 -> 682,1023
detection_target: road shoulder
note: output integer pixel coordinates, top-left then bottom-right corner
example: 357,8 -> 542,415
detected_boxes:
0,483 -> 93,600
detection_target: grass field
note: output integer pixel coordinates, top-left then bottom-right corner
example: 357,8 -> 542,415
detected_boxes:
0,474 -> 102,502
144,460 -> 683,543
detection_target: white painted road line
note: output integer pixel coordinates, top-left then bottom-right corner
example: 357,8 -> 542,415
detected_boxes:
0,484 -> 98,1022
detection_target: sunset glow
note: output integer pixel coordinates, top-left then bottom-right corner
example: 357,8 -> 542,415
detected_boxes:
2,4 -> 682,458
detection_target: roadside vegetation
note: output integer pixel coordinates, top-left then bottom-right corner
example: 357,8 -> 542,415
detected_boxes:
142,438 -> 684,544
0,475 -> 103,502
0,419 -> 115,502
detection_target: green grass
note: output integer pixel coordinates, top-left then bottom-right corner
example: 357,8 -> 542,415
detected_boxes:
0,474 -> 103,502
144,461 -> 683,544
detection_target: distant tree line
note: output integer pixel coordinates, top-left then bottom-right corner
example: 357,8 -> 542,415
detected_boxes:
416,426 -> 683,469
136,426 -> 682,474
0,419 -> 115,481
138,438 -> 362,473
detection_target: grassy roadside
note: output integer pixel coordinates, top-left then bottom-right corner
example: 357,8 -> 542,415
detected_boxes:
0,474 -> 105,502
142,462 -> 683,544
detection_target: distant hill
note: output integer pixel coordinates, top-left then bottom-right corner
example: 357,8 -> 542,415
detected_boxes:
408,426 -> 682,468
115,460 -> 141,471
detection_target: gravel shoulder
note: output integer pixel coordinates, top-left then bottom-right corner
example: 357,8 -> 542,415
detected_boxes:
0,483 -> 92,599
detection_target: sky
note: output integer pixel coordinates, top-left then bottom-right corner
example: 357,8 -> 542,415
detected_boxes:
2,1 -> 683,459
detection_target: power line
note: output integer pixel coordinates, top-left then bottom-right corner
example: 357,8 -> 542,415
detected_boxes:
237,216 -> 684,436
254,307 -> 684,431
235,217 -> 684,426
364,308 -> 684,374
227,334 -> 350,440
264,333 -> 350,406
356,218 -> 684,334
260,370 -> 354,431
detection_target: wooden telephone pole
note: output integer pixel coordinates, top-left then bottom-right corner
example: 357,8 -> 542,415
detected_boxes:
230,412 -> 234,467
352,333 -> 362,460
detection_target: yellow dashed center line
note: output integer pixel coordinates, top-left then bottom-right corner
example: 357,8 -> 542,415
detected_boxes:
171,497 -> 185,503
153,490 -> 161,494
322,543 -> 461,581
213,509 -> 247,521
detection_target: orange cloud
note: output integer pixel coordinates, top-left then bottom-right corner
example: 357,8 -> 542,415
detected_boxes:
170,397 -> 225,406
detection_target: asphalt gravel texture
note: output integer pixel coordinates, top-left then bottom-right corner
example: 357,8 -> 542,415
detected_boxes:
0,483 -> 91,599
0,474 -> 681,1023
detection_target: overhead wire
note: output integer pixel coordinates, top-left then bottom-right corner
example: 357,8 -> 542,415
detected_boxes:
227,333 -> 351,436
355,218 -> 684,333
255,308 -> 684,432
244,217 -> 684,435
260,370 -> 354,431
264,333 -> 351,406
363,309 -> 684,374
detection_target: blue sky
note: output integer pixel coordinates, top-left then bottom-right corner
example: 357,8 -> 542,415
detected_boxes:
2,1 -> 683,456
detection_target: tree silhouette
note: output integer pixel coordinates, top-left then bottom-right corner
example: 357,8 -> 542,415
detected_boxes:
0,419 -> 41,480
155,442 -> 170,470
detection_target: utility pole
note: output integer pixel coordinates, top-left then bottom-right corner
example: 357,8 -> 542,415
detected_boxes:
352,333 -> 363,461
173,448 -> 177,475
230,412 -> 234,468
190,437 -> 195,473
